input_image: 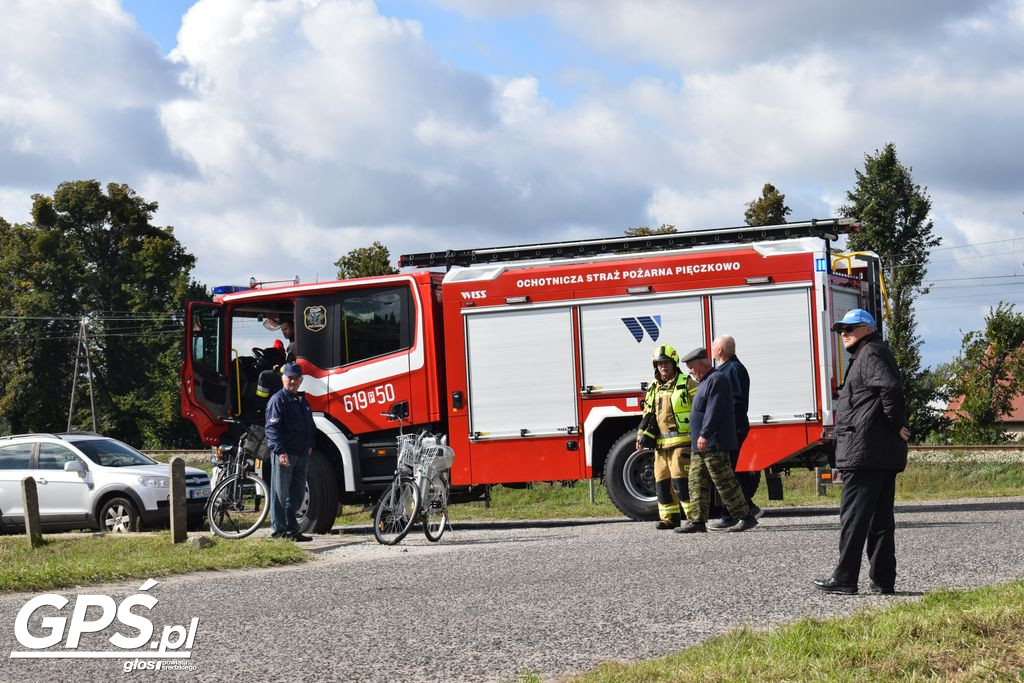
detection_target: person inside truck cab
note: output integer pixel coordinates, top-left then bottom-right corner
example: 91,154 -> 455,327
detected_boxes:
279,316 -> 296,362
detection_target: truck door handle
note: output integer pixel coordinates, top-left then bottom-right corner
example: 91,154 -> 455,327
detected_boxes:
36,477 -> 48,485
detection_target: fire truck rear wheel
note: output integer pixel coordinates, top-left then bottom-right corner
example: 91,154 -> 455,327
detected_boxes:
603,431 -> 658,521
298,450 -> 339,535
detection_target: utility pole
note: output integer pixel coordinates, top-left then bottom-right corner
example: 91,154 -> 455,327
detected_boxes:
66,318 -> 98,432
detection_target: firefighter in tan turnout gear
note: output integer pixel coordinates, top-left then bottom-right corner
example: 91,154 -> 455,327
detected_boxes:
637,345 -> 698,529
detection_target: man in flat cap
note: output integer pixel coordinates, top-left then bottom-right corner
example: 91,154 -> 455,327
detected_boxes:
814,309 -> 910,595
676,347 -> 759,533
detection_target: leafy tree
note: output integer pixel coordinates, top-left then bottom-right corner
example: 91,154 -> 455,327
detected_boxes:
839,143 -> 943,439
0,181 -> 205,447
334,241 -> 398,279
624,224 -> 676,237
744,183 -> 792,226
943,303 -> 1024,444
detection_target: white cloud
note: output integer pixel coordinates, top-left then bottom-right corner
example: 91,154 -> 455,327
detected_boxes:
2,0 -> 1023,370
0,0 -> 187,188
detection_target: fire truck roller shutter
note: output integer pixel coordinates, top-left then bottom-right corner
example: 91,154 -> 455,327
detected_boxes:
578,296 -> 704,394
709,286 -> 817,425
465,307 -> 577,438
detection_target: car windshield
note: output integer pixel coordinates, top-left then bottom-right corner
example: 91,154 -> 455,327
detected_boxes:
71,439 -> 158,467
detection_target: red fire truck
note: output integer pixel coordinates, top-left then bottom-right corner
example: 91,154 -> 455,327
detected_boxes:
181,218 -> 884,532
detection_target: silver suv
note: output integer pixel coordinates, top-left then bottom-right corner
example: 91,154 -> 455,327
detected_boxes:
0,433 -> 211,533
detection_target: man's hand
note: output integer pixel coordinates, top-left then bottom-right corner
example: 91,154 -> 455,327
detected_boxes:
899,426 -> 911,442
279,453 -> 290,468
696,436 -> 708,452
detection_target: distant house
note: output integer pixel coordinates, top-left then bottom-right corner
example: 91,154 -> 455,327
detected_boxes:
946,393 -> 1024,441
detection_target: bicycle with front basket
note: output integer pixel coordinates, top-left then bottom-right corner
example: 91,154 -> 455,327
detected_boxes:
206,421 -> 271,539
373,402 -> 454,545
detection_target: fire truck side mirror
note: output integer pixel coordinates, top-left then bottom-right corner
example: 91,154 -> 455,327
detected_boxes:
385,401 -> 409,421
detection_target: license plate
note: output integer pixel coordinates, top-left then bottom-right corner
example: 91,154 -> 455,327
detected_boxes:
190,488 -> 210,500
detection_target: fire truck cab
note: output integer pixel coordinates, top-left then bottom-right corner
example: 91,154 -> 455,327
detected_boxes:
181,219 -> 884,531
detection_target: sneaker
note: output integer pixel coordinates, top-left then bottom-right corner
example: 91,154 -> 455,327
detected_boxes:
288,533 -> 313,542
867,581 -> 895,595
750,504 -> 764,519
674,521 -> 707,534
654,520 -> 679,530
708,518 -> 737,531
728,514 -> 759,532
813,577 -> 858,594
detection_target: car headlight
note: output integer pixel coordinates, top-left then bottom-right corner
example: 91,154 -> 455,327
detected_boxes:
138,476 -> 170,488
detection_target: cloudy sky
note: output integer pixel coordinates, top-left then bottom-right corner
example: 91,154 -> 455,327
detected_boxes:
2,0 -> 1023,369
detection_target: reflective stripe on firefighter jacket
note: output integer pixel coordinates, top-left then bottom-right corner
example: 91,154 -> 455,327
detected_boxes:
638,373 -> 696,448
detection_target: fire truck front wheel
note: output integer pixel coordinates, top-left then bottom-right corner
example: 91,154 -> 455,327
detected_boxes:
298,450 -> 339,534
603,432 -> 658,521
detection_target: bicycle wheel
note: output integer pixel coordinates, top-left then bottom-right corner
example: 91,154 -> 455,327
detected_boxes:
422,473 -> 449,542
207,473 -> 270,539
373,478 -> 419,545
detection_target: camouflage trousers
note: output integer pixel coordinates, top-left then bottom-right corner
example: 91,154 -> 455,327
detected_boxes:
688,449 -> 749,522
654,445 -> 690,523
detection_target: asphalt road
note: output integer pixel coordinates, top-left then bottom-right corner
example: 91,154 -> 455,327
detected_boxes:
3,496 -> 1024,682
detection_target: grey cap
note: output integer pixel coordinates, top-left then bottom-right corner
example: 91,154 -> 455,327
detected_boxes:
679,347 -> 708,363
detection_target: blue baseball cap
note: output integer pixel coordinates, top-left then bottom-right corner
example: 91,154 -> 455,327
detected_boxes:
831,308 -> 876,331
282,362 -> 303,377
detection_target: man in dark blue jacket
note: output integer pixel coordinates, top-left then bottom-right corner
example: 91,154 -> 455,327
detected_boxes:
814,309 -> 910,595
265,362 -> 316,541
710,335 -> 761,529
676,347 -> 759,534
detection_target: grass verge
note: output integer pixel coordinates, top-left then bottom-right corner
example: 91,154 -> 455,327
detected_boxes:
337,461 -> 1024,526
0,533 -> 306,593
569,580 -> 1024,682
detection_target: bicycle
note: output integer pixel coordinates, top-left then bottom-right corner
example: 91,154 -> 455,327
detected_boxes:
206,423 -> 271,539
373,403 -> 454,545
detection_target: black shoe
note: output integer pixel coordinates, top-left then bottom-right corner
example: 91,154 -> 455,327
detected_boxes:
674,521 -> 707,534
750,504 -> 764,519
654,520 -> 679,530
813,577 -> 858,594
728,514 -> 759,532
708,518 -> 737,531
288,533 -> 313,542
270,531 -> 286,539
867,581 -> 895,595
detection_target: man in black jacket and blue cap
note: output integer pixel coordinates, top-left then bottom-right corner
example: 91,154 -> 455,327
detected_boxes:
814,309 -> 911,594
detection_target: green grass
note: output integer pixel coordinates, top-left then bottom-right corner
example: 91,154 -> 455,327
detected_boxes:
570,581 -> 1024,682
0,533 -> 307,593
336,461 -> 1024,527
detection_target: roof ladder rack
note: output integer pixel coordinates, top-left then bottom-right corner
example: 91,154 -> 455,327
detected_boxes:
398,218 -> 858,269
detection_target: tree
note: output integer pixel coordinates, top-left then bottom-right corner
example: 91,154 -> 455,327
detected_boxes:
334,241 -> 398,279
744,183 -> 791,226
839,143 -> 943,439
0,181 -> 205,447
943,303 -> 1024,444
624,224 -> 676,236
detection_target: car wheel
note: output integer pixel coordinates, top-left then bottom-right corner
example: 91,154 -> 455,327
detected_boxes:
99,497 -> 140,533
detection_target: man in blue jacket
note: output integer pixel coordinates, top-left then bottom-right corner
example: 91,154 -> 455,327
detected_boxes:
814,309 -> 910,594
710,335 -> 761,529
265,362 -> 316,542
676,347 -> 759,534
